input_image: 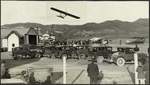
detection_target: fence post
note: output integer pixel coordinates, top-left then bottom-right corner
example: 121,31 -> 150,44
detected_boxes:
63,56 -> 67,84
134,53 -> 139,84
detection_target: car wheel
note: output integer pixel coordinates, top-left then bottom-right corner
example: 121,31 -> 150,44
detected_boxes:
116,57 -> 125,66
61,54 -> 68,59
17,55 -> 23,60
97,56 -> 104,64
13,55 -> 17,60
51,53 -> 56,59
79,53 -> 86,60
35,53 -> 41,59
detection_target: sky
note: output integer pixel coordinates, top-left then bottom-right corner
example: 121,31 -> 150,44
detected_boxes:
1,1 -> 149,25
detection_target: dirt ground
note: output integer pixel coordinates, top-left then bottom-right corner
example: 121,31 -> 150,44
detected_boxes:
1,38 -> 149,84
4,57 -> 133,84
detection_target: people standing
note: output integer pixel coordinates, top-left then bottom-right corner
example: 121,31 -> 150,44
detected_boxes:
1,68 -> 11,79
1,61 -> 6,67
134,45 -> 140,52
1,61 -> 6,77
1,64 -> 5,77
29,72 -> 36,84
143,48 -> 149,84
119,39 -> 122,45
143,57 -> 149,84
43,76 -> 51,84
136,61 -> 145,84
87,58 -> 99,84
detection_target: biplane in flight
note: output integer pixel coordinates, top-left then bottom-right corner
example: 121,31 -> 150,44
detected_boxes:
50,7 -> 80,19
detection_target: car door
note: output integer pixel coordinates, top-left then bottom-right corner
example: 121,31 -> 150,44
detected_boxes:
123,48 -> 134,61
96,47 -> 103,56
68,46 -> 73,56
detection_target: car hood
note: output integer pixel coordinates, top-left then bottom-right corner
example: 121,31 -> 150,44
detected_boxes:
111,52 -> 119,58
137,52 -> 147,57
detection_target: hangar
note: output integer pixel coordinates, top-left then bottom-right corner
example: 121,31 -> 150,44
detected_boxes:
1,27 -> 40,51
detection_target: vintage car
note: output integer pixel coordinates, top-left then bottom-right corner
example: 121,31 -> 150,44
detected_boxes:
88,45 -> 114,61
74,45 -> 90,59
12,44 -> 41,60
54,45 -> 78,59
42,45 -> 56,58
74,45 -> 114,61
110,47 -> 147,66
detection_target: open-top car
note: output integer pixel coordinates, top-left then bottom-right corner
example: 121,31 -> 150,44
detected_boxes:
110,46 -> 147,66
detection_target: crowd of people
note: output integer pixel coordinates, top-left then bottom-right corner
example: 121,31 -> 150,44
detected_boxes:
43,39 -> 111,46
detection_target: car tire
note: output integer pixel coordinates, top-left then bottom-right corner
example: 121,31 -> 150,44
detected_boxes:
116,57 -> 125,66
35,53 -> 41,59
97,56 -> 104,64
79,53 -> 86,60
51,53 -> 56,59
17,55 -> 23,60
13,56 -> 17,60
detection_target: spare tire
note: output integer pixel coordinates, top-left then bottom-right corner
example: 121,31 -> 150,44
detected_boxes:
35,53 -> 41,59
97,56 -> 104,64
116,57 -> 125,66
79,53 -> 86,60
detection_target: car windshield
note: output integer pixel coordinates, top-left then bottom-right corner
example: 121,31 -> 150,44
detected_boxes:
118,48 -> 124,52
128,48 -> 134,53
14,47 -> 20,51
106,47 -> 112,51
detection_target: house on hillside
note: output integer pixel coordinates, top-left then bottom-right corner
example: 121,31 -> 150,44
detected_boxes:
1,27 -> 41,51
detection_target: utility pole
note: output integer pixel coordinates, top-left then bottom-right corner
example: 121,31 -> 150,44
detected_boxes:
63,56 -> 67,84
134,53 -> 138,84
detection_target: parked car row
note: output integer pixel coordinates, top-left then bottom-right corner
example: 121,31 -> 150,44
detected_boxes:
11,44 -> 147,66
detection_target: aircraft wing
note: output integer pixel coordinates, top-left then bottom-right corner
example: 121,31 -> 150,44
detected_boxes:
50,7 -> 80,19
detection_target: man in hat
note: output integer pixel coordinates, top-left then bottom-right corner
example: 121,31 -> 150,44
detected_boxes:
87,58 -> 99,84
143,47 -> 149,84
1,61 -> 6,77
134,45 -> 140,52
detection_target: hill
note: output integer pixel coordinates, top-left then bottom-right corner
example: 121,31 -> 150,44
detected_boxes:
1,18 -> 149,38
